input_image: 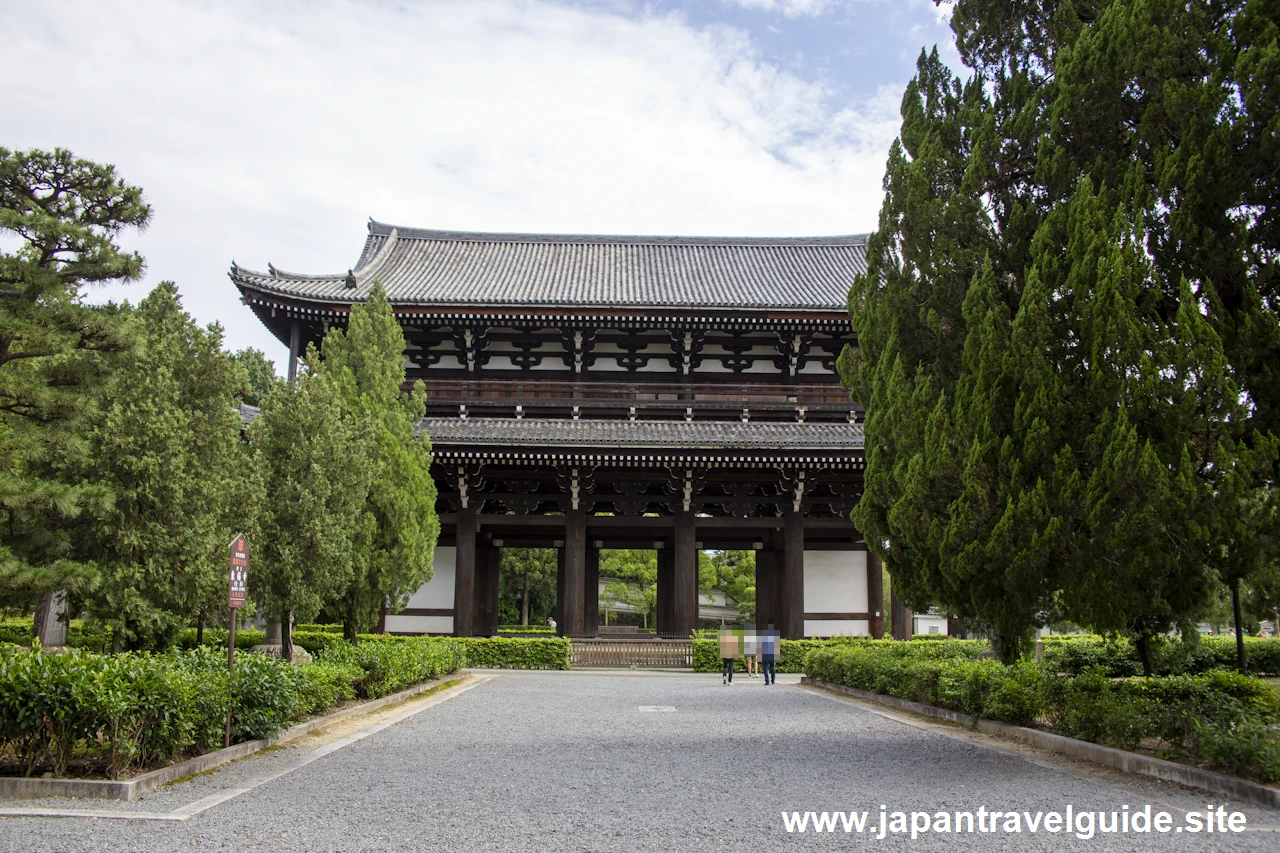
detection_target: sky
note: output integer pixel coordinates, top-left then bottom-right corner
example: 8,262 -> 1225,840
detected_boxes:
4,0 -> 959,367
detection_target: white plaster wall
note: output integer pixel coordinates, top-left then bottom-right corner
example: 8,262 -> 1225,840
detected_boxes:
404,546 -> 456,609
914,615 -> 949,636
385,614 -> 454,634
802,550 -> 868,614
804,619 -> 869,637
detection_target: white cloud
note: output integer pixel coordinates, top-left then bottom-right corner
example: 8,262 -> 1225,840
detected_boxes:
4,0 -> 903,363
720,0 -> 838,17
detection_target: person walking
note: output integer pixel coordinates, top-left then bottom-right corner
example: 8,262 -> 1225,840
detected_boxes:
760,625 -> 778,685
718,628 -> 740,685
743,624 -> 759,677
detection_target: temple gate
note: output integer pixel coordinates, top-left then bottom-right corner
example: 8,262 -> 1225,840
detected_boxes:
231,221 -> 881,639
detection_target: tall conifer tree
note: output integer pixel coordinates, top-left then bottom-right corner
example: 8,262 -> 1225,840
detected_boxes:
321,283 -> 438,641
0,148 -> 149,619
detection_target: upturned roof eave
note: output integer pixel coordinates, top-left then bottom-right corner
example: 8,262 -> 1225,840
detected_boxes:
232,273 -> 853,317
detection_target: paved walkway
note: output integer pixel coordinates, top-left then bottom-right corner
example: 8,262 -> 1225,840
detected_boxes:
1,671 -> 1278,852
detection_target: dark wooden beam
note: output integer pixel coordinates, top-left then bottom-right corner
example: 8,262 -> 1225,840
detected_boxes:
656,548 -> 674,634
673,511 -> 698,637
562,508 -> 587,637
453,507 -> 477,637
755,534 -> 779,630
585,545 -> 600,637
867,550 -> 885,639
781,510 -> 805,640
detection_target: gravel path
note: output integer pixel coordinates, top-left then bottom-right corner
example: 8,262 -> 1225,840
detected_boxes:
1,670 -> 1277,852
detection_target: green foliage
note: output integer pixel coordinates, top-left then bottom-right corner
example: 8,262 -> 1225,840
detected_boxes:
805,643 -> 1280,783
458,637 -> 571,670
250,350 -> 371,658
317,636 -> 465,698
705,551 -> 755,620
847,2 -> 1280,664
79,282 -> 260,650
498,625 -> 557,634
232,348 -> 281,408
0,147 -> 151,610
1042,634 -> 1280,677
321,283 -> 438,640
0,636 -> 465,779
598,549 -> 657,627
499,548 -> 557,626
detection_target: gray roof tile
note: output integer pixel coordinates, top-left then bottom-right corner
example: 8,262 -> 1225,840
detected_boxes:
231,220 -> 868,312
417,418 -> 864,451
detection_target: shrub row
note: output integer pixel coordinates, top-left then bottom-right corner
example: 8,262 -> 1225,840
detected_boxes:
805,645 -> 1280,783
0,637 -> 465,780
691,637 -> 990,674
497,625 -> 557,634
1042,635 -> 1280,677
459,637 -> 570,669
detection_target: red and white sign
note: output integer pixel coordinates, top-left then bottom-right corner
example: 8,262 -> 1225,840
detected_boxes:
228,533 -> 248,609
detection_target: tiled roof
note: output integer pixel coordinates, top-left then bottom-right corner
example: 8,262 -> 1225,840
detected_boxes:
230,220 -> 868,312
417,418 -> 864,451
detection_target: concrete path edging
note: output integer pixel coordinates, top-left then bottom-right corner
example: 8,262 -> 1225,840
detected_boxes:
801,676 -> 1280,810
0,671 -> 468,803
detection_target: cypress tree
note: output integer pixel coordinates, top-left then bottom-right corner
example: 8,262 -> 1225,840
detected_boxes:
848,1 -> 1278,663
321,283 -> 438,641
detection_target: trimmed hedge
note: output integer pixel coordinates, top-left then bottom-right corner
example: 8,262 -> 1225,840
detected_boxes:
497,625 -> 557,634
0,637 -> 465,780
1042,635 -> 1280,677
806,645 -> 1280,783
459,637 -> 571,669
692,637 -> 990,674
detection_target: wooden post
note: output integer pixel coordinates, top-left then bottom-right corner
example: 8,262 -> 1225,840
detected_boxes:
453,507 -> 476,637
656,547 -> 674,635
866,550 -> 885,639
224,613 -> 236,748
287,320 -> 302,382
562,508 -> 586,637
584,543 -> 600,637
474,543 -> 499,637
754,539 -> 778,630
673,511 -> 698,637
781,511 -> 805,639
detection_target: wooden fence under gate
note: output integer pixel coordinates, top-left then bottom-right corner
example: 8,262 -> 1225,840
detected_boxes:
570,638 -> 693,669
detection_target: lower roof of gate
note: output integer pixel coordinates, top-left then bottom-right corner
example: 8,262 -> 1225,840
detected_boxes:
417,417 -> 863,451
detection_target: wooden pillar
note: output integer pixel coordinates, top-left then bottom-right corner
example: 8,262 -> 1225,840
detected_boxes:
673,511 -> 698,638
287,320 -> 302,382
891,587 -> 913,641
474,543 -> 499,637
656,547 -> 674,635
555,547 -> 565,632
562,508 -> 586,637
754,538 -> 779,630
585,542 -> 600,637
867,550 -> 885,639
781,511 -> 805,640
452,507 -> 476,637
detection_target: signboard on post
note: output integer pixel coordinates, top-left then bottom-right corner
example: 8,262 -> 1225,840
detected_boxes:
225,533 -> 248,748
228,533 -> 248,609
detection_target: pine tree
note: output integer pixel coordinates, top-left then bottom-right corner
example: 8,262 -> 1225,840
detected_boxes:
0,148 -> 149,616
321,283 -> 438,641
